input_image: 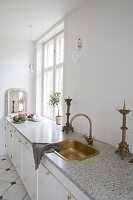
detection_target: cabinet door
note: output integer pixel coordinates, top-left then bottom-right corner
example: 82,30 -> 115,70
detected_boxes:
0,119 -> 6,155
22,142 -> 37,200
38,164 -> 76,200
5,124 -> 13,160
12,132 -> 22,177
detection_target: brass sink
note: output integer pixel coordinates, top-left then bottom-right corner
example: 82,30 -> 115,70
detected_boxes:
55,139 -> 99,161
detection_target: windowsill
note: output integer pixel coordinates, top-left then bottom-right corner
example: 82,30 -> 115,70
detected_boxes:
42,115 -> 55,122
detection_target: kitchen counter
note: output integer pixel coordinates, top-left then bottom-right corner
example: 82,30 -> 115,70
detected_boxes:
5,117 -> 133,200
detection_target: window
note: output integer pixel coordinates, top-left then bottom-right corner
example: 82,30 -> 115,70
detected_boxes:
43,32 -> 64,120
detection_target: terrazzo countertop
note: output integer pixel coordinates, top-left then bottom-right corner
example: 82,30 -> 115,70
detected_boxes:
5,117 -> 133,200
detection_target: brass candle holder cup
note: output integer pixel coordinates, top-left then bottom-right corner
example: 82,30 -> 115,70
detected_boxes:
115,100 -> 132,160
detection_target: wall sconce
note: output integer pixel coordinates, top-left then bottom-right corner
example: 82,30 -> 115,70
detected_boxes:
28,25 -> 34,75
29,64 -> 34,73
72,38 -> 83,63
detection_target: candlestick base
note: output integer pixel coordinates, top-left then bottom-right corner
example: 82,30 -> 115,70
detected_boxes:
63,125 -> 73,134
129,158 -> 133,163
115,141 -> 132,160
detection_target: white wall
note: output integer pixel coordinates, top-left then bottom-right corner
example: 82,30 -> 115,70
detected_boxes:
0,37 -> 34,155
63,0 -> 133,152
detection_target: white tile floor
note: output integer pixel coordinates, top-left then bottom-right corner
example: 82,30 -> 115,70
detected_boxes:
0,155 -> 31,200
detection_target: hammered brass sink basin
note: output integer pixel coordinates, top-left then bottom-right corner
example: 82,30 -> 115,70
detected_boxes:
55,139 -> 99,161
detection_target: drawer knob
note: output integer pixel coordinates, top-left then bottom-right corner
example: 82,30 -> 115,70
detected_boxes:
67,195 -> 71,200
46,171 -> 50,175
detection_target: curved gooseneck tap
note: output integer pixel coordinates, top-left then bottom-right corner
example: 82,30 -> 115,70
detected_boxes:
70,113 -> 94,145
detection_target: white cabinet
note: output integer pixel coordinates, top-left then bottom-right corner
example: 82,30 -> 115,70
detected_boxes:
5,123 -> 13,160
22,142 -> 37,200
38,164 -> 76,200
5,120 -> 89,200
0,119 -> 6,155
5,121 -> 37,200
12,132 -> 22,177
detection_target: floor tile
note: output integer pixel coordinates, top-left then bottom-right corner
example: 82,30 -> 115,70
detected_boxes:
0,155 -> 8,160
0,156 -> 31,199
23,193 -> 31,200
3,184 -> 27,200
0,169 -> 5,177
16,178 -> 23,185
0,170 -> 19,183
0,160 -> 12,169
0,181 -> 10,196
0,155 -> 10,163
10,165 -> 16,171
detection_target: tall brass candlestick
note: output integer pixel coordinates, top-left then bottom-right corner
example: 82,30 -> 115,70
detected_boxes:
115,100 -> 132,160
63,98 -> 73,134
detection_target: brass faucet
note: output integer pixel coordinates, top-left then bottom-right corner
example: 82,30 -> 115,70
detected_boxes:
70,113 -> 94,145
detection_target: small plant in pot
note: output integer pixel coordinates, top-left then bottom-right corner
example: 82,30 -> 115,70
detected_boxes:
48,92 -> 62,125
17,96 -> 25,112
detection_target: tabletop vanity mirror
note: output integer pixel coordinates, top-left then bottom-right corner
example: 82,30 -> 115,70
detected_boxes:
5,88 -> 28,116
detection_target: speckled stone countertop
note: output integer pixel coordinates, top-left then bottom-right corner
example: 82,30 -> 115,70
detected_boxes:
5,117 -> 133,200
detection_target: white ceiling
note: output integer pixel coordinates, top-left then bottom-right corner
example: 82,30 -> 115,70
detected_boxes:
0,0 -> 86,41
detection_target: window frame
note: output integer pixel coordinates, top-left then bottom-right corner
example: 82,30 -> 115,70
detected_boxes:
42,31 -> 64,120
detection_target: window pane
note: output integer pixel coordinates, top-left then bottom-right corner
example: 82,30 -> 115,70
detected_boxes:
55,67 -> 63,92
56,34 -> 64,65
44,41 -> 54,68
43,70 -> 53,119
55,67 -> 63,116
43,32 -> 64,120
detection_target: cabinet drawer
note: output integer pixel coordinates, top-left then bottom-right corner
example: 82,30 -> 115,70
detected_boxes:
7,124 -> 15,133
5,121 -> 32,153
21,137 -> 32,153
38,164 -> 76,200
43,158 -> 90,200
13,130 -> 33,153
12,133 -> 22,177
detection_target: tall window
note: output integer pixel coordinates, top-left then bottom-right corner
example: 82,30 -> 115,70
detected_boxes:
43,32 -> 64,119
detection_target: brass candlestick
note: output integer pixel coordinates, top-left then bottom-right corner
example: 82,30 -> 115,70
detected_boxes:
12,100 -> 15,113
63,98 -> 73,134
115,100 -> 132,160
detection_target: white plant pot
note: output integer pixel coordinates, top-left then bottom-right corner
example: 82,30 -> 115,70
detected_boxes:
56,116 -> 62,125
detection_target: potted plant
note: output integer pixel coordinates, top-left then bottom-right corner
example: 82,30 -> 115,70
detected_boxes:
17,96 -> 25,112
48,92 -> 62,125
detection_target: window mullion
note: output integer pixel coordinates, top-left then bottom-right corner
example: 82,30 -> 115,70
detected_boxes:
44,66 -> 53,72
53,37 -> 56,93
42,44 -> 45,116
55,63 -> 63,69
51,37 -> 56,120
